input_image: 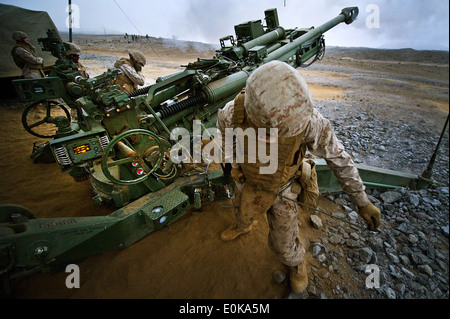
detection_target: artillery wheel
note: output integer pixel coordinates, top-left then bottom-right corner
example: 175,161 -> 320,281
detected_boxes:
101,129 -> 166,186
22,100 -> 71,139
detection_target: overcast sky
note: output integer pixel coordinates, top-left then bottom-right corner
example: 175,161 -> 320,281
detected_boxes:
1,0 -> 449,50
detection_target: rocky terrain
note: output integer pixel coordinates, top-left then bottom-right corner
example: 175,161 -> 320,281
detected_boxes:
296,47 -> 449,299
297,183 -> 449,299
0,35 -> 448,300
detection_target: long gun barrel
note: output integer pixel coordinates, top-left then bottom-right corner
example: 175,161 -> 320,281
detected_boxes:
264,7 -> 359,63
207,7 -> 359,101
136,7 -> 359,127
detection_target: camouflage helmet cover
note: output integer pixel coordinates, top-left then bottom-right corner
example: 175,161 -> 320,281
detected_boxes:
65,42 -> 82,56
244,61 -> 314,138
12,31 -> 28,41
129,50 -> 146,66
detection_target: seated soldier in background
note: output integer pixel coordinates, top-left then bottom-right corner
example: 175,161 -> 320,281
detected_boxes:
11,31 -> 45,78
60,43 -> 89,121
113,50 -> 146,93
64,42 -> 89,78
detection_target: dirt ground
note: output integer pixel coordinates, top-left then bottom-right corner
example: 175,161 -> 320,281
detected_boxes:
0,35 -> 448,299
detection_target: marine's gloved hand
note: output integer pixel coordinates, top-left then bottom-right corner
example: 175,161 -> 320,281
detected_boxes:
358,203 -> 381,231
231,168 -> 246,184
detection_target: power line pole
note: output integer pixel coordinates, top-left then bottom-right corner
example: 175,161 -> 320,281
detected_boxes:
68,0 -> 72,42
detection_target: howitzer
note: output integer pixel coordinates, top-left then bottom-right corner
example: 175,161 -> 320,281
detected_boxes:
1,7 -> 432,294
11,7 -> 361,206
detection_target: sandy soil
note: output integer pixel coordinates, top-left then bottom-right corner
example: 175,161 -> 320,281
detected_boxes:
0,35 -> 448,299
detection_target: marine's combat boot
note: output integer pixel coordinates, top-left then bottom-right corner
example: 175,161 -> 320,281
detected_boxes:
289,262 -> 308,293
220,221 -> 257,241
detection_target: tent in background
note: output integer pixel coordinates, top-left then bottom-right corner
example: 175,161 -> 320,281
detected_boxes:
0,3 -> 61,78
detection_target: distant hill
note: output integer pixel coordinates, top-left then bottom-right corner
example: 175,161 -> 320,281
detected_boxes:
61,33 -> 218,55
326,46 -> 449,64
61,33 -> 449,66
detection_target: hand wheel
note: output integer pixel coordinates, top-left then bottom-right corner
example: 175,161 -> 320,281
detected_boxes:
21,100 -> 71,139
101,129 -> 166,186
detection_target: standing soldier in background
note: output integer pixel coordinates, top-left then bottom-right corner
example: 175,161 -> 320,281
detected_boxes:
11,31 -> 45,79
217,61 -> 381,294
64,42 -> 89,78
113,50 -> 146,93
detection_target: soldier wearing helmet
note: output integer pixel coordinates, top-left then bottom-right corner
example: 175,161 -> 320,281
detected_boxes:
64,42 -> 89,78
113,50 -> 146,93
11,31 -> 45,78
217,61 -> 381,294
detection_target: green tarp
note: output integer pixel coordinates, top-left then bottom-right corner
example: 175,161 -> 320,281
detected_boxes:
0,3 -> 61,78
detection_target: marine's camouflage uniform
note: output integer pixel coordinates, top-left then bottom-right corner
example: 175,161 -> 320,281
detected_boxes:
64,42 -> 89,79
114,58 -> 145,93
75,62 -> 89,79
12,45 -> 44,79
217,64 -> 370,266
